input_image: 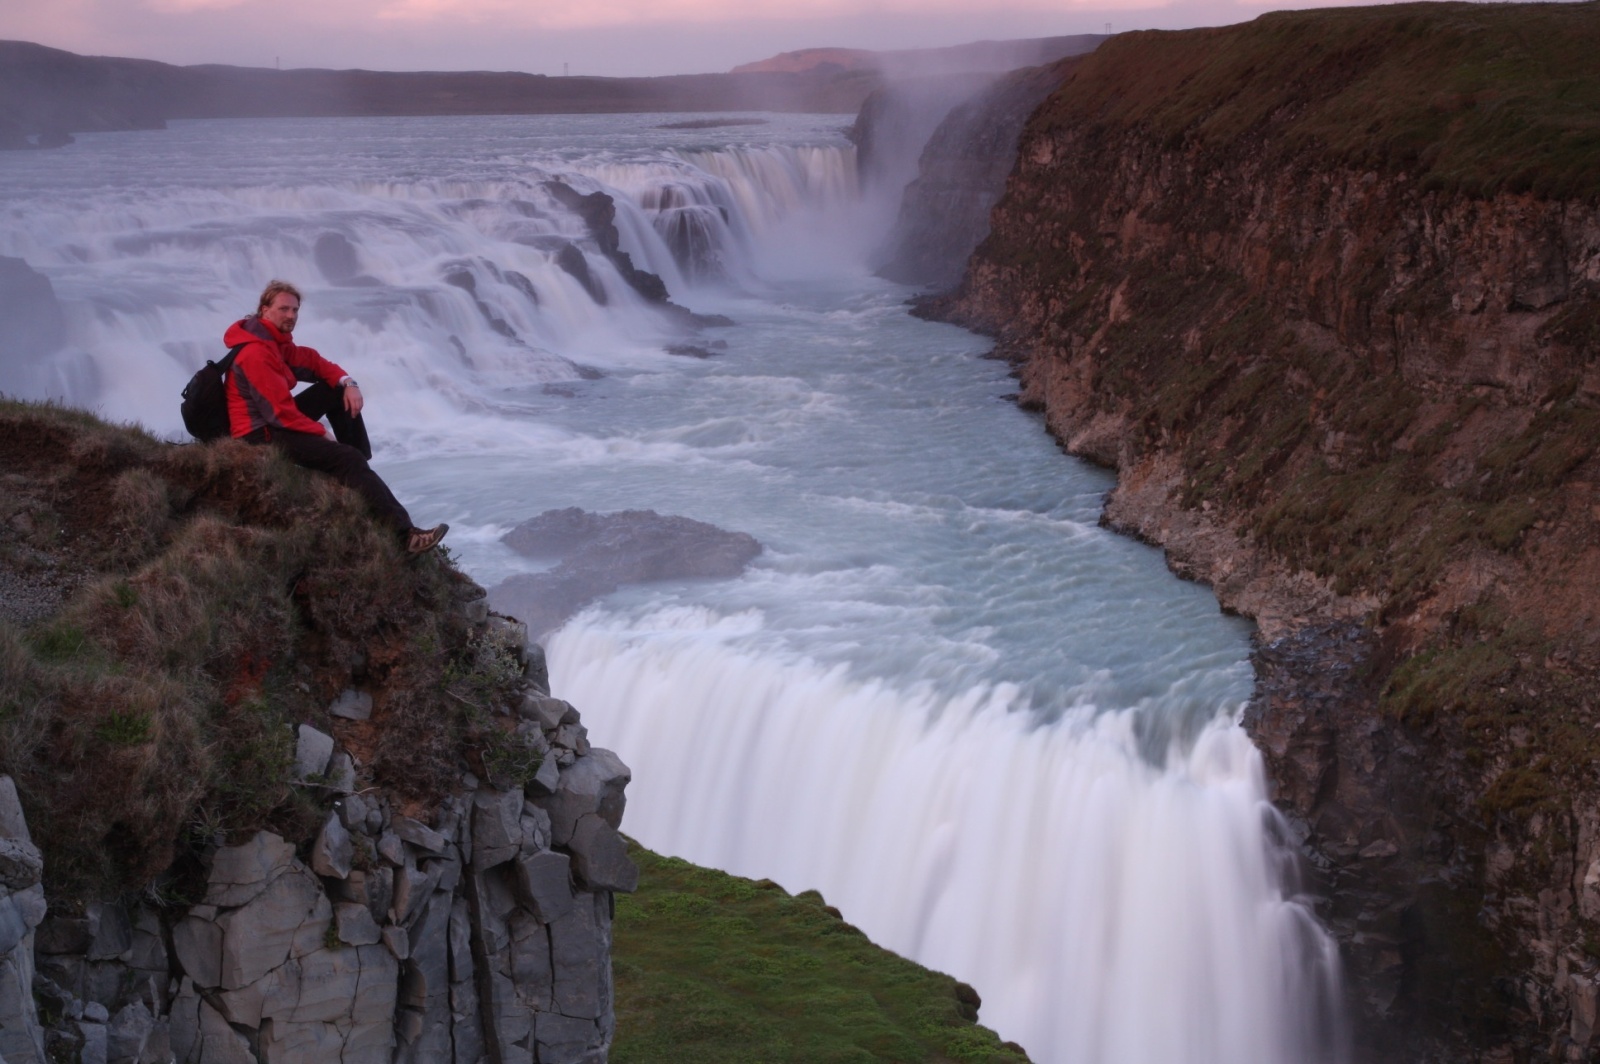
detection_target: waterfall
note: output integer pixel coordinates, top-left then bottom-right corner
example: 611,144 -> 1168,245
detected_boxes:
0,113 -> 1346,1064
0,122 -> 858,436
548,607 -> 1345,1064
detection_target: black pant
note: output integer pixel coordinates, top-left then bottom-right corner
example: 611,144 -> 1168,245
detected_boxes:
247,385 -> 412,534
294,382 -> 372,460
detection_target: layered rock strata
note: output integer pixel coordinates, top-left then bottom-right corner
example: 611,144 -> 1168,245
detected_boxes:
0,606 -> 635,1064
923,5 -> 1600,1061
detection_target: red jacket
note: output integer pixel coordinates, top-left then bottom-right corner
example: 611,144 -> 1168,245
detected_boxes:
223,316 -> 348,438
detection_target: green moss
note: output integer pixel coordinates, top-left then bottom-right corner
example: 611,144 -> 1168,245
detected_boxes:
613,845 -> 1028,1064
28,622 -> 94,664
1382,641 -> 1519,722
1034,2 -> 1600,199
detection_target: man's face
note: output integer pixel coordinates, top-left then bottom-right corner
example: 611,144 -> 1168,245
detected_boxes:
261,292 -> 300,335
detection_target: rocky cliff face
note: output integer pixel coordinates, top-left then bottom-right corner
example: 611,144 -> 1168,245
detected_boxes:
0,402 -> 636,1063
0,614 -> 635,1064
923,5 -> 1600,1061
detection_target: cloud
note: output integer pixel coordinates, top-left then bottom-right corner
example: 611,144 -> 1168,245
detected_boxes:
141,0 -> 251,12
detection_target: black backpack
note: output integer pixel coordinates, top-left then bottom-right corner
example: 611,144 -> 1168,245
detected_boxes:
180,343 -> 245,441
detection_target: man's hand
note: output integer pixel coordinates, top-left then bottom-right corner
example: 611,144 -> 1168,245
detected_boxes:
343,382 -> 364,417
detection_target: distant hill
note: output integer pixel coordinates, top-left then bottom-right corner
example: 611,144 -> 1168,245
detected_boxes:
732,48 -> 882,74
0,35 -> 1101,146
0,39 -> 877,145
734,36 -> 1105,77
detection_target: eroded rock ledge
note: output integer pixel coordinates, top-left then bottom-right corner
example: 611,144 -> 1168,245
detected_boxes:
921,5 -> 1600,1061
0,604 -> 635,1064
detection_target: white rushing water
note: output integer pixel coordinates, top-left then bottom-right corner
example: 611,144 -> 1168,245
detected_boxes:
0,112 -> 1344,1063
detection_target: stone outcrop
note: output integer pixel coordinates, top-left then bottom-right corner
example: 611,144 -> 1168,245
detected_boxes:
920,5 -> 1600,1061
0,777 -> 48,1064
0,603 -> 633,1064
491,508 -> 761,637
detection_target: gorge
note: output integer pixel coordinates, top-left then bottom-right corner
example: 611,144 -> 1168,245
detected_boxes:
917,3 -> 1600,1060
1,3 -> 1597,1061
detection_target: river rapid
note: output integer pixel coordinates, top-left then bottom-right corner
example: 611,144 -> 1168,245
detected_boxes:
0,112 -> 1343,1063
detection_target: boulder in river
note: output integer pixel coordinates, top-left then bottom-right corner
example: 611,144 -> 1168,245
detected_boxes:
490,508 -> 762,637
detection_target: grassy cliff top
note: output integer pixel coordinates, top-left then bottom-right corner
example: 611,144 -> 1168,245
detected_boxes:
0,399 -> 518,898
1034,1 -> 1600,198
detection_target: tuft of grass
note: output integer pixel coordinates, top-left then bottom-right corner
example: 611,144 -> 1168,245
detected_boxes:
612,844 -> 1030,1064
95,709 -> 153,747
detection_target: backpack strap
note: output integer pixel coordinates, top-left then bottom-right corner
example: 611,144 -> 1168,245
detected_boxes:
218,342 -> 246,374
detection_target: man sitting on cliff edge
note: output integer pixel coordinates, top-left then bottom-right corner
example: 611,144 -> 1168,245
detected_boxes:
225,280 -> 448,554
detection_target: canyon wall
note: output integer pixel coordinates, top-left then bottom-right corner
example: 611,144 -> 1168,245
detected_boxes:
922,4 -> 1600,1060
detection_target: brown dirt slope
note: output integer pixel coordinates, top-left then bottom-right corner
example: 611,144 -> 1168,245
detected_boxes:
924,3 -> 1600,1062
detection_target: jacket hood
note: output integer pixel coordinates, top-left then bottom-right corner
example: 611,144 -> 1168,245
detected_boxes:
223,315 -> 283,349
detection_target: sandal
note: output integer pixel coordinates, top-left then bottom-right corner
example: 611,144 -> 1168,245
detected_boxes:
406,523 -> 449,554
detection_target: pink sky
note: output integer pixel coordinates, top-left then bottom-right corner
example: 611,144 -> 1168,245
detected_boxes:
4,0 -> 1399,76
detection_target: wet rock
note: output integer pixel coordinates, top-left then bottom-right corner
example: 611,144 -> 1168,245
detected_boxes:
544,181 -> 670,304
554,244 -> 607,305
491,507 -> 761,636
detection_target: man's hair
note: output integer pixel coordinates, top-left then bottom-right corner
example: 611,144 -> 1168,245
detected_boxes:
256,280 -> 302,314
